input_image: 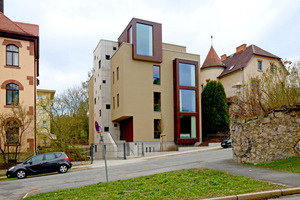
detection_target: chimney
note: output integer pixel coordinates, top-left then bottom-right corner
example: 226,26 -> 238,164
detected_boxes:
236,44 -> 247,54
0,0 -> 3,13
221,54 -> 227,61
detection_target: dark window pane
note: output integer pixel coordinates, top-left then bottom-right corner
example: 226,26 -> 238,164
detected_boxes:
154,119 -> 161,139
154,92 -> 161,112
180,116 -> 196,139
104,127 -> 109,132
179,63 -> 195,86
6,90 -> 12,105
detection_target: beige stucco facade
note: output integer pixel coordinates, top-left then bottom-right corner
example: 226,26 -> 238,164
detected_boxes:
111,43 -> 201,143
36,89 -> 55,147
0,37 -> 38,153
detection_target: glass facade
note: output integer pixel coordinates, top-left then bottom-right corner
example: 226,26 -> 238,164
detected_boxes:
180,116 -> 196,139
179,63 -> 195,86
180,89 -> 196,112
136,23 -> 153,56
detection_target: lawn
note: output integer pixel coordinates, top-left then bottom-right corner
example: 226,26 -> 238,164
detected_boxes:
245,156 -> 300,173
25,168 -> 284,200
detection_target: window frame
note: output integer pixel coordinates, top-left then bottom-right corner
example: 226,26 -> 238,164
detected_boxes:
173,58 -> 199,144
6,44 -> 19,66
257,60 -> 263,71
6,83 -> 19,105
153,65 -> 160,85
153,92 -> 161,112
154,119 -> 161,139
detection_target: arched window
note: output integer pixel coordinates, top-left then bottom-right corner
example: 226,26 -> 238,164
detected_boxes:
6,45 -> 19,66
6,83 -> 19,105
6,121 -> 19,144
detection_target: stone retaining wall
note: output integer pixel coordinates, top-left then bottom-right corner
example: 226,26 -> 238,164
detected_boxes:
231,108 -> 300,163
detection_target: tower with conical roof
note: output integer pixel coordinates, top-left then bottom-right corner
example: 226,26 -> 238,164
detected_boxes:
200,45 -> 225,89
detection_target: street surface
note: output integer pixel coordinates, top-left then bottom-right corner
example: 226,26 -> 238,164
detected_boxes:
0,148 -> 299,199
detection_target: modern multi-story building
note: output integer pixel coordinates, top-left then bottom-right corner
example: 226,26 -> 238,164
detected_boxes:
0,1 -> 39,155
200,44 -> 285,98
90,40 -> 120,145
90,18 -> 201,150
36,89 -> 55,147
111,18 -> 201,148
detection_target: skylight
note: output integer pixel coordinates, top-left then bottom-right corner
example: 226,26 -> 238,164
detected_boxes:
229,65 -> 235,70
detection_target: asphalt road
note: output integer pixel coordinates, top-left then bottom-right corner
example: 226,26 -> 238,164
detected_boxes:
0,148 -> 299,199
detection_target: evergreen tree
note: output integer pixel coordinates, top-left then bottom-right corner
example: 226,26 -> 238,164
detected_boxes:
201,81 -> 229,140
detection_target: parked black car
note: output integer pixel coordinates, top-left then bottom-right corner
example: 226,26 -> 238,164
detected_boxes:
221,136 -> 231,148
6,152 -> 72,179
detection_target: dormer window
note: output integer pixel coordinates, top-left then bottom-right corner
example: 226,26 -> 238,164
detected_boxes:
136,23 -> 153,56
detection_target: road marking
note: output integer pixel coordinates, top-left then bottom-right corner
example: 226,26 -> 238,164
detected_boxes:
22,187 -> 39,199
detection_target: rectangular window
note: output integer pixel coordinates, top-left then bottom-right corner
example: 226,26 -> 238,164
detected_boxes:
179,63 -> 195,86
270,64 -> 274,73
114,123 -> 118,127
154,119 -> 161,139
113,47 -> 117,51
104,127 -> 109,132
106,55 -> 110,60
153,65 -> 160,85
99,60 -> 101,69
154,92 -> 161,112
38,95 -> 42,99
106,104 -> 110,109
117,67 -> 119,81
136,23 -> 153,56
94,98 -> 96,104
113,97 -> 115,109
180,89 -> 196,112
43,121 -> 47,128
180,116 -> 196,139
113,71 -> 115,84
117,94 -> 119,107
99,109 -> 101,117
103,80 -> 106,84
258,60 -> 262,71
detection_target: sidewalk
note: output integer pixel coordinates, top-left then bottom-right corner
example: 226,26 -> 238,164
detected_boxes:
72,143 -> 222,170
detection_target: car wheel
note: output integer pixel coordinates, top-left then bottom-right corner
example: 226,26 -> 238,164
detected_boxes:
58,165 -> 68,173
16,170 -> 27,179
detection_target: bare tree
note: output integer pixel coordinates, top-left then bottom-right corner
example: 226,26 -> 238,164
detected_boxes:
0,104 -> 34,167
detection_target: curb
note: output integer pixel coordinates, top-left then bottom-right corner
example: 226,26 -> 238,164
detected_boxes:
202,187 -> 300,200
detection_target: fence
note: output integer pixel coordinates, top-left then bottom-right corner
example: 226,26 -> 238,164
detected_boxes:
90,142 -> 145,162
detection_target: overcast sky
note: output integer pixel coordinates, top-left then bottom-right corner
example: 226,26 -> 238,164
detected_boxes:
5,0 -> 300,94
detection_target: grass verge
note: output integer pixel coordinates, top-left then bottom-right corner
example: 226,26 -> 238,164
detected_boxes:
245,156 -> 300,173
25,168 -> 284,200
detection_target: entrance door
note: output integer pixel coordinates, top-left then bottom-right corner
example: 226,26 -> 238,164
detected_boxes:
120,117 -> 133,142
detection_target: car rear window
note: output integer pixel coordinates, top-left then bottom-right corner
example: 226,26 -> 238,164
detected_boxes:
45,153 -> 56,161
55,153 -> 62,158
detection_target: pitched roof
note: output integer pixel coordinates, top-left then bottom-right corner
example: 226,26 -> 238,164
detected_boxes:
0,12 -> 38,37
218,44 -> 281,78
201,46 -> 225,69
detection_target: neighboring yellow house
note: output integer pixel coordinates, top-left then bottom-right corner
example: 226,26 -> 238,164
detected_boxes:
36,89 -> 55,147
111,18 -> 201,149
200,44 -> 286,98
0,6 -> 39,154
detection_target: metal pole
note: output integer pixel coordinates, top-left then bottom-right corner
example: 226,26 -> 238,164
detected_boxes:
90,143 -> 94,164
123,142 -> 126,160
103,143 -> 109,183
142,143 -> 144,157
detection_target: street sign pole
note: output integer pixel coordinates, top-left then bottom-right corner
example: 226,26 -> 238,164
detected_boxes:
95,121 -> 109,183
